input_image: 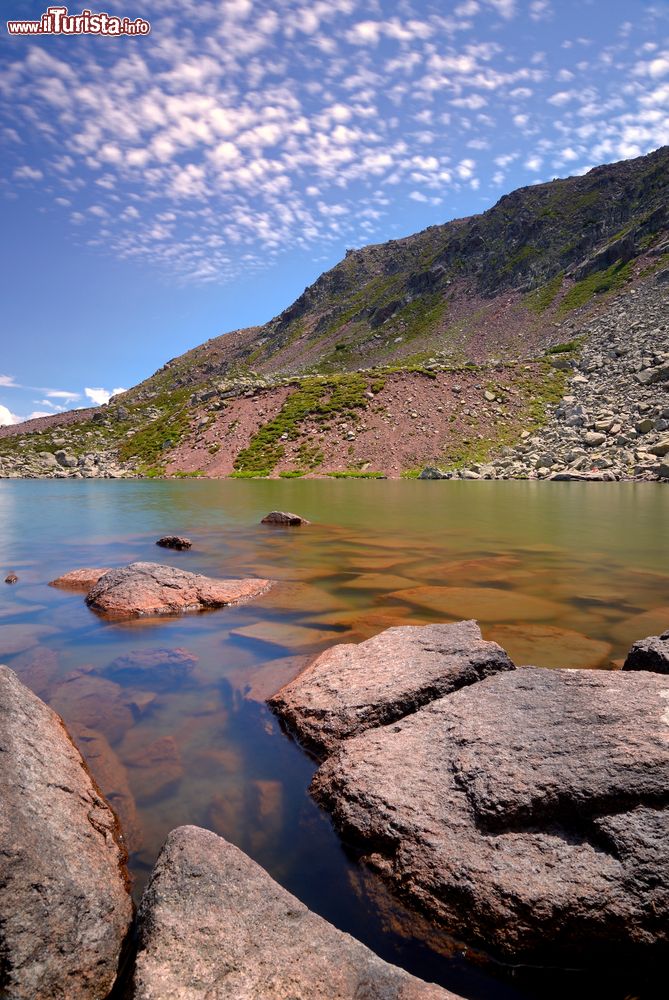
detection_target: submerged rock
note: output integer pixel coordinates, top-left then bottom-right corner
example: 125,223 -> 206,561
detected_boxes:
261,510 -> 310,526
312,667 -> 669,966
50,567 -> 111,591
133,825 -> 457,999
50,669 -> 134,744
486,623 -> 613,670
0,664 -> 132,999
85,561 -> 271,618
623,630 -> 669,674
121,734 -> 184,804
269,621 -> 515,758
72,726 -> 144,854
103,647 -> 198,686
156,535 -> 192,550
0,623 -> 59,657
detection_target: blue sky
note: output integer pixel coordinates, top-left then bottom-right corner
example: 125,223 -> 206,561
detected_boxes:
1,0 -> 668,423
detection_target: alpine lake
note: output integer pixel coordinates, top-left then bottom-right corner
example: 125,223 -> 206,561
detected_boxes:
1,478 -> 667,1000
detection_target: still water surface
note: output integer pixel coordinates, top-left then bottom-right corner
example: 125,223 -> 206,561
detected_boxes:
1,480 -> 667,999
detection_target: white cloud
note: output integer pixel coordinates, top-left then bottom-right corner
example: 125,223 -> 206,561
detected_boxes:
529,0 -> 552,21
45,389 -> 81,401
0,404 -> 19,426
13,165 -> 43,181
485,0 -> 516,19
0,375 -> 20,388
84,386 -> 127,406
456,158 -> 476,179
2,0 -> 667,287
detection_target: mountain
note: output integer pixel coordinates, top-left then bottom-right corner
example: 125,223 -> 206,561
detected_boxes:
1,146 -> 668,481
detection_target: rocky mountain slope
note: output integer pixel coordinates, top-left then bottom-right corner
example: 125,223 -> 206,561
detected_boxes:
1,146 -> 668,480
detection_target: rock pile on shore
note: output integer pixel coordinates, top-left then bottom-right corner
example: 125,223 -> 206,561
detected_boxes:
0,444 -> 133,479
444,276 -> 669,481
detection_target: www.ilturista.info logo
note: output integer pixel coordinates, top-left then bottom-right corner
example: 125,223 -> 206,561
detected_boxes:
6,6 -> 150,35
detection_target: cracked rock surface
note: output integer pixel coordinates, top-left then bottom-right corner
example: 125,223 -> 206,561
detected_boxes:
311,667 -> 669,966
0,664 -> 132,1000
269,621 -> 515,757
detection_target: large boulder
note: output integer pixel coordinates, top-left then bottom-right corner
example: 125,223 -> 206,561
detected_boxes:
269,621 -> 515,757
0,665 -> 132,999
85,561 -> 271,617
133,825 -> 458,999
312,667 -> 669,967
623,629 -> 669,673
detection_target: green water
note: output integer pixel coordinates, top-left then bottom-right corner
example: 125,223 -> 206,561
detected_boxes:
0,479 -> 667,999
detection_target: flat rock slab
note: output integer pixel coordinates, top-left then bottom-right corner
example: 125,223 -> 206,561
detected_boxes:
486,623 -> 613,669
623,630 -> 669,673
387,585 -> 564,622
133,825 -> 458,999
85,561 -> 271,618
269,621 -> 515,757
312,668 -> 669,966
230,620 -> 340,652
0,665 -> 132,999
261,510 -> 310,525
0,623 -> 59,657
50,567 -> 111,591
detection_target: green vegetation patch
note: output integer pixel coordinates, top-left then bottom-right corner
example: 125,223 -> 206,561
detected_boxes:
546,338 -> 581,355
525,271 -> 564,314
387,293 -> 449,344
233,373 -> 369,475
557,259 -> 634,315
118,387 -> 192,474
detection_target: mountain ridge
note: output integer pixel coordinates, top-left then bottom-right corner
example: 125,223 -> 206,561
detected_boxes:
1,146 -> 668,481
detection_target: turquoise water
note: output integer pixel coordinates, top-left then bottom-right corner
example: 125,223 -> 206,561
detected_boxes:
1,479 -> 667,999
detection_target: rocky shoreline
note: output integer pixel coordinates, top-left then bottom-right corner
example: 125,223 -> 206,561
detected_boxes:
2,613 -> 668,997
422,277 -> 669,481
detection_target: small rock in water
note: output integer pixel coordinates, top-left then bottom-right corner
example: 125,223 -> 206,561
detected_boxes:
623,630 -> 669,674
156,535 -> 192,550
5,571 -> 18,584
261,510 -> 310,526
